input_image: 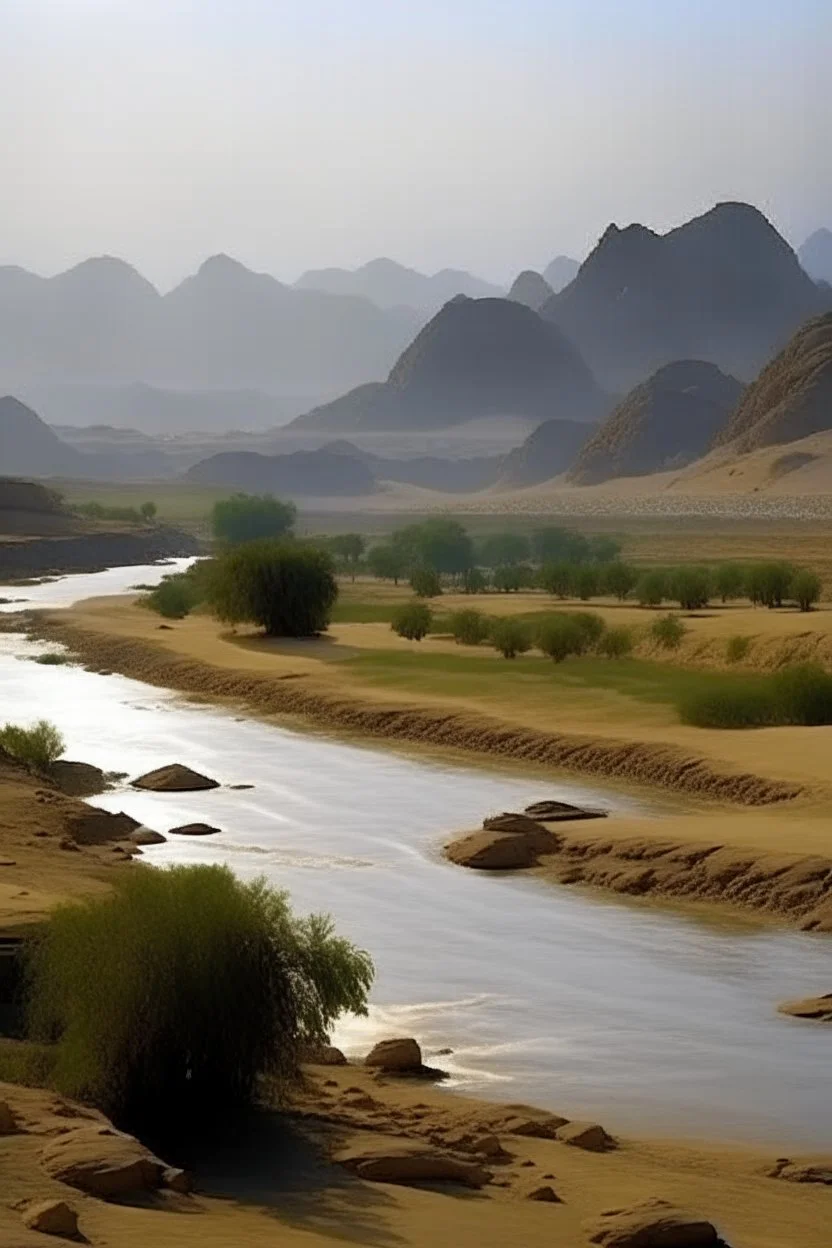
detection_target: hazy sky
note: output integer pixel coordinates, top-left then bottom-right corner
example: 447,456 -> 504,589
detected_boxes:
1,0 -> 830,289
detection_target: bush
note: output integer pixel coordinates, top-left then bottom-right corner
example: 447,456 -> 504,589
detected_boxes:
493,563 -> 534,592
144,574 -> 198,619
0,720 -> 65,769
536,614 -> 588,663
391,601 -> 432,640
448,609 -> 490,645
210,541 -> 337,636
650,613 -> 686,649
490,617 -> 531,659
772,663 -> 832,725
598,626 -> 634,658
669,566 -> 711,611
212,494 -> 297,545
409,565 -> 442,598
725,635 -> 752,663
746,561 -> 795,608
602,561 -> 638,601
33,653 -> 69,666
139,501 -> 157,522
678,681 -> 777,728
539,561 -> 574,599
25,865 -> 373,1130
462,567 -> 489,594
791,569 -> 822,612
714,563 -> 746,602
570,611 -> 606,648
636,568 -> 668,607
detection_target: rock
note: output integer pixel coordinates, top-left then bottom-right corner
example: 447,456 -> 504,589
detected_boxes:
167,823 -> 221,837
0,1100 -> 17,1133
163,1166 -> 192,1194
22,1200 -> 79,1237
584,1198 -> 722,1247
482,811 -> 552,837
777,993 -> 832,1021
229,784 -> 254,790
365,1038 -> 423,1072
131,764 -> 219,792
441,1129 -> 507,1159
525,799 -> 607,822
768,1156 -> 832,1184
445,830 -> 541,871
305,1044 -> 347,1066
40,1124 -> 165,1198
64,808 -> 140,846
556,1121 -> 615,1152
500,1112 -> 568,1140
129,827 -> 167,846
49,760 -> 109,798
335,1141 -> 491,1189
524,1184 -> 561,1203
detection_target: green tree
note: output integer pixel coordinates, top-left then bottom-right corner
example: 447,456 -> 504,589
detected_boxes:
462,566 -> 489,594
531,526 -> 589,564
391,601 -> 432,640
539,561 -> 574,599
573,564 -> 600,601
491,617 -> 531,659
26,865 -> 373,1130
0,720 -> 65,770
410,565 -> 442,598
210,541 -> 337,636
448,609 -> 490,645
392,518 -> 473,577
493,564 -> 524,592
636,568 -> 668,607
602,561 -> 638,601
366,543 -> 406,585
536,614 -> 588,662
328,533 -> 366,581
669,566 -> 712,611
791,569 -> 822,612
212,494 -> 297,545
477,532 -> 531,568
586,535 -> 622,563
139,501 -> 157,523
713,563 -> 746,603
746,562 -> 796,609
650,613 -> 686,649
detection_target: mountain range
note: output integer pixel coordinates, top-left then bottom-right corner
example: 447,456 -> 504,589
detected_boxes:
294,258 -> 503,311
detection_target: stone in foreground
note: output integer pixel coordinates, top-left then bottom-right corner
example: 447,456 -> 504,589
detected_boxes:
336,1141 -> 491,1189
39,1124 -> 165,1198
365,1037 -> 423,1072
131,764 -> 219,792
22,1199 -> 79,1237
584,1198 -> 723,1246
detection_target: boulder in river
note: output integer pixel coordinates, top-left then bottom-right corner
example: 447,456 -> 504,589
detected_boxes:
584,1198 -> 723,1246
365,1038 -> 423,1072
167,823 -> 221,837
446,830 -> 542,870
129,827 -> 167,847
131,764 -> 219,792
777,993 -> 832,1021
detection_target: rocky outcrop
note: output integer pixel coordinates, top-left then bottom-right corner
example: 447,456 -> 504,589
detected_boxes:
768,1157 -> 832,1185
129,827 -> 167,846
525,799 -> 607,821
334,1140 -> 491,1189
39,1123 -> 171,1199
63,808 -> 140,846
131,764 -> 219,792
0,528 -> 200,580
365,1038 -> 423,1073
584,1198 -> 723,1247
555,1121 -> 615,1152
48,761 -> 109,798
305,1044 -> 347,1066
22,1199 -> 79,1237
777,993 -> 832,1021
446,813 -> 561,870
496,416 -> 598,487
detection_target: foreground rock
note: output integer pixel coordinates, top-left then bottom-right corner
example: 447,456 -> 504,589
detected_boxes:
129,827 -> 167,847
49,760 -> 110,798
584,1198 -> 723,1246
365,1038 -> 423,1072
335,1140 -> 491,1189
131,764 -> 219,792
305,1044 -> 347,1066
22,1199 -> 79,1237
556,1121 -> 615,1152
63,808 -> 140,846
40,1123 -> 171,1198
777,993 -> 832,1021
445,813 -> 561,871
768,1156 -> 832,1184
167,822 -> 221,837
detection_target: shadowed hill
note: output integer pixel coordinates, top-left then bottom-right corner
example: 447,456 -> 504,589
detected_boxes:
541,203 -> 828,390
289,297 -> 607,433
497,418 -> 597,487
799,229 -> 832,284
713,313 -> 832,453
0,395 -> 87,476
183,446 -> 378,496
567,361 -> 743,484
508,270 -> 554,310
542,255 -> 580,292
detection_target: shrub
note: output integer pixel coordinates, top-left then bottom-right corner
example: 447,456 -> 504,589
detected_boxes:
602,561 -> 638,601
448,609 -> 490,645
212,494 -> 297,545
210,541 -> 337,636
391,601 -> 432,640
791,569 -> 822,612
33,653 -> 69,666
650,613 -> 686,650
725,635 -> 752,663
139,501 -> 157,522
772,663 -> 832,725
536,614 -> 588,663
598,626 -> 634,658
144,575 -> 197,619
669,566 -> 711,611
573,564 -> 600,601
539,561 -> 574,599
491,617 -> 531,659
570,611 -> 606,647
25,865 -> 373,1130
678,681 -> 777,728
636,568 -> 668,607
409,565 -> 442,598
493,563 -> 534,592
746,561 -> 795,609
714,563 -> 746,602
366,543 -> 406,584
0,720 -> 65,769
462,566 -> 489,594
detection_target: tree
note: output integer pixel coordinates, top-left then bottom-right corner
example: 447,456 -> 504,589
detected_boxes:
210,541 -> 337,636
139,501 -> 157,522
328,533 -> 366,581
493,564 -> 523,592
410,565 -> 442,598
392,518 -> 473,577
586,535 -> 622,563
791,568 -> 822,612
477,532 -> 531,568
531,526 -> 590,564
539,561 -> 574,599
650,613 -> 686,649
448,609 -> 491,645
669,566 -> 711,611
636,569 -> 668,607
536,615 -> 588,662
573,564 -> 599,601
367,543 -> 406,585
26,865 -> 373,1130
598,626 -> 634,658
212,494 -> 297,545
491,617 -> 531,659
462,566 -> 489,594
746,562 -> 796,609
391,602 -> 432,640
713,563 -> 746,603
602,562 -> 638,601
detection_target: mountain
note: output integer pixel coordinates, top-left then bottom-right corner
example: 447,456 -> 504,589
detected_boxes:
567,360 -> 744,484
289,297 -> 607,433
799,229 -> 832,284
294,258 -> 503,311
0,254 -> 421,405
507,270 -> 554,311
317,440 -> 499,492
0,395 -> 87,476
497,418 -> 597,487
713,313 -> 832,454
542,255 -> 580,293
541,203 -> 828,391
184,446 -> 377,496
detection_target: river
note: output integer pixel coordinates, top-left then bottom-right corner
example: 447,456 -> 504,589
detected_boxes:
1,562 -> 830,1147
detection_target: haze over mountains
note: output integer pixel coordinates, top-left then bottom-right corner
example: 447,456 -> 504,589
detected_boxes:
799,230 -> 832,285
294,258 -> 504,311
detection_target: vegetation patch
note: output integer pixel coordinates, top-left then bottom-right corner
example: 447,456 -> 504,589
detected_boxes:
0,719 -> 65,769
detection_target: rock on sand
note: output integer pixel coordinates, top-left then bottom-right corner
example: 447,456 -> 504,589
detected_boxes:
22,1199 -> 79,1237
335,1140 -> 491,1189
40,1124 -> 166,1198
131,764 -> 219,792
584,1197 -> 723,1246
365,1038 -> 423,1072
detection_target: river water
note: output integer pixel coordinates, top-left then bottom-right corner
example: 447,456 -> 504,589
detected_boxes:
1,564 -> 830,1147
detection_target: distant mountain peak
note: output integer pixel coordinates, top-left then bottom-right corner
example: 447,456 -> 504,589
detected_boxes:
799,228 -> 832,284
508,270 -> 554,311
53,255 -> 159,298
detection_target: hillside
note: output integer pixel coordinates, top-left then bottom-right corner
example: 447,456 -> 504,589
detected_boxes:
542,255 -> 579,292
799,229 -> 832,283
0,395 -> 87,476
289,297 -> 607,433
497,418 -> 596,487
713,312 -> 832,453
541,202 -> 828,390
184,447 -> 378,496
294,257 -> 503,310
568,361 -> 744,484
507,270 -> 553,310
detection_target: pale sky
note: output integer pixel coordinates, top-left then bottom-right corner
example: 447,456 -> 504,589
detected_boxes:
1,0 -> 830,288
